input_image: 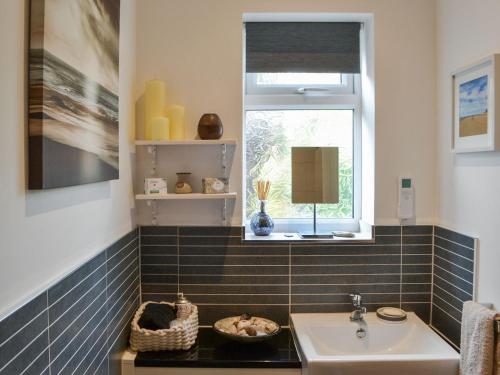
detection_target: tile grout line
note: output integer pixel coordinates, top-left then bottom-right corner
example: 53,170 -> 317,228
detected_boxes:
289,243 -> 292,324
139,228 -> 143,305
429,225 -> 435,325
399,226 -> 403,309
177,226 -> 180,295
46,290 -> 52,375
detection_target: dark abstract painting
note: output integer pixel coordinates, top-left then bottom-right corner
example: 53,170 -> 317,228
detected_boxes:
29,0 -> 120,189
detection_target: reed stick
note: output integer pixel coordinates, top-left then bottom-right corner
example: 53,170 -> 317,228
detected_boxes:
256,180 -> 271,201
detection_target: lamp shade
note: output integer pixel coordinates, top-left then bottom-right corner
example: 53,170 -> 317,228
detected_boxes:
291,147 -> 339,204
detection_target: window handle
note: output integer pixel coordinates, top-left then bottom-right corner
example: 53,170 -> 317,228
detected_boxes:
296,87 -> 334,95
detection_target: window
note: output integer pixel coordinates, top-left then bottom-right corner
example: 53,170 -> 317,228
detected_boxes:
243,20 -> 364,233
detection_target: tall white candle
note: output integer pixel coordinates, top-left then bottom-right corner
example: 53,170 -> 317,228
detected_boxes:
144,80 -> 165,140
167,105 -> 185,140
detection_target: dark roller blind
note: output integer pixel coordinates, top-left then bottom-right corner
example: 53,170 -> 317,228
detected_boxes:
245,22 -> 361,74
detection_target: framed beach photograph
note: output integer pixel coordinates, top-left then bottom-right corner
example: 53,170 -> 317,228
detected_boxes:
28,0 -> 120,189
452,54 -> 500,153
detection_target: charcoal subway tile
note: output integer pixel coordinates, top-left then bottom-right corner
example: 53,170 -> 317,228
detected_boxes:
0,292 -> 47,344
433,286 -> 465,311
402,244 -> 433,255
142,255 -> 178,265
402,235 -> 432,245
141,226 -> 177,236
375,226 -> 401,235
433,265 -> 473,296
180,274 -> 289,285
402,264 -> 432,274
0,312 -> 48,370
141,236 -> 178,246
141,265 -> 178,275
141,245 -> 178,256
432,303 -> 462,348
106,239 -> 138,271
292,264 -> 401,275
105,229 -> 138,260
402,274 -> 432,284
434,247 -> 474,272
403,254 -> 433,264
433,296 -> 462,322
434,237 -> 474,261
179,236 -> 243,246
292,254 -> 400,266
433,257 -> 474,283
433,274 -> 472,301
0,330 -> 49,375
401,293 -> 431,303
292,283 -> 401,295
402,283 -> 432,293
180,245 -> 289,256
180,255 -> 288,266
179,226 -> 243,237
142,274 -> 178,284
402,225 -> 433,235
435,227 -> 475,249
180,265 -> 289,276
291,245 -> 401,256
188,294 -> 289,305
180,284 -> 289,295
402,303 -> 430,323
48,252 -> 106,305
292,273 -> 401,285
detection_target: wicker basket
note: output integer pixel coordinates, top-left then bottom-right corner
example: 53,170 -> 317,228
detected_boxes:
130,301 -> 198,351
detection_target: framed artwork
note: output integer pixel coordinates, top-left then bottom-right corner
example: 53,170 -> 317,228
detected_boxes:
28,0 -> 120,189
452,54 -> 500,153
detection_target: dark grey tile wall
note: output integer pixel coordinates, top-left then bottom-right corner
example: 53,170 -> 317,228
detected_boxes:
140,225 -> 433,326
431,226 -> 476,348
0,229 -> 139,375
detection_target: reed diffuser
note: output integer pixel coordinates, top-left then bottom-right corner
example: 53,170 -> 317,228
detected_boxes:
250,180 -> 274,236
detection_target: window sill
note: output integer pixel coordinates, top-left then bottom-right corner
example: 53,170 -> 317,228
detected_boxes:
243,230 -> 374,244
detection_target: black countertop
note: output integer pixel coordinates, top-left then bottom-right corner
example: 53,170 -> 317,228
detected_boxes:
135,327 -> 301,368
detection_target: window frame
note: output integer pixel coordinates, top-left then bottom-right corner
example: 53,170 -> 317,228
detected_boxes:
246,73 -> 354,96
243,75 -> 363,233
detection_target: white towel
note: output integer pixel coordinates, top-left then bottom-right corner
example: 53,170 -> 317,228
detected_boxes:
460,301 -> 498,375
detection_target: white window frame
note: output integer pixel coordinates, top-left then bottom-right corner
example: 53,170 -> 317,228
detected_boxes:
244,76 -> 362,233
246,73 -> 354,96
242,13 -> 373,235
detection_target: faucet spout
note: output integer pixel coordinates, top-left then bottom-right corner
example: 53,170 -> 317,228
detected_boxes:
349,293 -> 366,321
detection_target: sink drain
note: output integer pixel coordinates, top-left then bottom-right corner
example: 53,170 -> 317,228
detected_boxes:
356,328 -> 366,339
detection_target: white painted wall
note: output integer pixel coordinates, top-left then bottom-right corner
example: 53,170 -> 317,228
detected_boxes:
134,0 -> 437,226
436,0 -> 500,309
0,0 -> 137,319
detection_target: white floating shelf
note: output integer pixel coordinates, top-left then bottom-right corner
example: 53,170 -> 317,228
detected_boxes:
135,139 -> 237,146
135,192 -> 237,200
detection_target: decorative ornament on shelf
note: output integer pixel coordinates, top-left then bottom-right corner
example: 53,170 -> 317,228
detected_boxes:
250,180 -> 274,236
175,172 -> 193,194
198,113 -> 223,140
144,80 -> 166,140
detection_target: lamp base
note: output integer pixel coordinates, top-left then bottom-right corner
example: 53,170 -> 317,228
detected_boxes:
299,232 -> 334,239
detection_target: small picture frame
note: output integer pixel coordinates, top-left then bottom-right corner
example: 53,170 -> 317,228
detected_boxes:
452,54 -> 500,153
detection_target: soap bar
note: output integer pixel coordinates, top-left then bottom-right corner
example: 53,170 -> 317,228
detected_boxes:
333,231 -> 355,238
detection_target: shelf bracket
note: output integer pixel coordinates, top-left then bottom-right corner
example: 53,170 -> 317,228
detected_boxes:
146,199 -> 158,226
221,143 -> 227,178
148,145 -> 158,176
222,198 -> 227,226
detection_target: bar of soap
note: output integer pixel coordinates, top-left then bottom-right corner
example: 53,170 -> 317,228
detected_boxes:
333,231 -> 355,238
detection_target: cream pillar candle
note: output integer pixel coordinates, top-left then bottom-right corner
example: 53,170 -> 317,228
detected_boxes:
144,80 -> 166,140
151,117 -> 170,141
167,105 -> 185,140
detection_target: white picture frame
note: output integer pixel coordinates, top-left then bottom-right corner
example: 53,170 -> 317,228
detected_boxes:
452,54 -> 500,153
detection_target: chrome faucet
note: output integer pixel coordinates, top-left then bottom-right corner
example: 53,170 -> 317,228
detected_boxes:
349,293 -> 367,321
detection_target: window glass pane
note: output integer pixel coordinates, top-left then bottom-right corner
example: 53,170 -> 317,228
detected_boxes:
245,110 -> 353,220
256,73 -> 342,86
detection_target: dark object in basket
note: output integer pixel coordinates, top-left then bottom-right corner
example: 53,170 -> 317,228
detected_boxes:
138,303 -> 177,330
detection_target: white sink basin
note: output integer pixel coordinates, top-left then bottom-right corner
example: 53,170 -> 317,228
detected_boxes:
291,312 -> 459,375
